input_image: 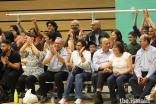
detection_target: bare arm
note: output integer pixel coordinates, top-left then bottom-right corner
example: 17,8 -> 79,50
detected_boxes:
7,62 -> 21,70
17,20 -> 29,35
42,53 -> 53,65
133,10 -> 138,27
31,43 -> 40,57
19,42 -> 29,54
32,18 -> 43,38
140,10 -> 145,35
121,56 -> 133,74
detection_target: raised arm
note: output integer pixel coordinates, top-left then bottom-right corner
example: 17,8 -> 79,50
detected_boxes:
17,20 -> 29,35
133,10 -> 141,37
31,18 -> 43,38
145,10 -> 156,34
140,10 -> 146,35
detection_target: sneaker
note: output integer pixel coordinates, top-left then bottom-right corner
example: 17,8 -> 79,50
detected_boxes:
74,98 -> 82,104
58,98 -> 68,104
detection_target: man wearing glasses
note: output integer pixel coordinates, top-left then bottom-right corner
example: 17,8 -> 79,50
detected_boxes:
39,37 -> 69,103
85,20 -> 110,49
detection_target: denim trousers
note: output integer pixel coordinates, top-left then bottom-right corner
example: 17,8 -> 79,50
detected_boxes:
63,72 -> 91,98
107,74 -> 132,101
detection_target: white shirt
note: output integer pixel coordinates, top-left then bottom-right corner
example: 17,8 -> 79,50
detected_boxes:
93,48 -> 113,71
109,52 -> 131,73
66,50 -> 91,72
95,34 -> 99,46
135,45 -> 156,78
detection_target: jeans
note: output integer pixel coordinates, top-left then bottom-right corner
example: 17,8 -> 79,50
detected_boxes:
107,74 -> 132,101
63,72 -> 91,98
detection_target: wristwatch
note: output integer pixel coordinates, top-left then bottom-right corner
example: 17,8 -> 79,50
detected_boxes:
81,55 -> 83,57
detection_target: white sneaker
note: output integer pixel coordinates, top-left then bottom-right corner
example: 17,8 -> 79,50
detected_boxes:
58,98 -> 68,104
74,99 -> 82,104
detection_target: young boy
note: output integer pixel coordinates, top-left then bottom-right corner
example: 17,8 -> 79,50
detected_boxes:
127,31 -> 141,64
88,41 -> 97,60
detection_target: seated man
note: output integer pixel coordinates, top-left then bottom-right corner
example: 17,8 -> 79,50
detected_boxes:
85,20 -> 109,49
91,38 -> 113,104
129,35 -> 156,100
39,37 -> 69,103
0,39 -> 23,102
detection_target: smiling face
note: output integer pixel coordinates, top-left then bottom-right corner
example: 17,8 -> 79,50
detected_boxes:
111,32 -> 117,41
71,21 -> 79,30
128,34 -> 136,43
54,38 -> 63,51
148,27 -> 155,38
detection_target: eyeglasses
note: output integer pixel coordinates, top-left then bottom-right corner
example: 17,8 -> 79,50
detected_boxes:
90,24 -> 96,26
54,42 -> 63,45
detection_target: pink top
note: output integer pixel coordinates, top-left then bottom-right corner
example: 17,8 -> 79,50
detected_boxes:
14,35 -> 24,51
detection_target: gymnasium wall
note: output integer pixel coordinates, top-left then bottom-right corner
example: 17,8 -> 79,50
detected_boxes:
116,0 -> 156,43
0,0 -> 115,40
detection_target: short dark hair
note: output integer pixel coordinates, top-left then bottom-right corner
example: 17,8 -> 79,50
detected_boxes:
34,42 -> 42,51
26,33 -> 35,42
76,39 -> 87,47
113,41 -> 125,54
2,39 -> 12,45
3,31 -> 14,42
128,31 -> 137,38
143,35 -> 151,44
46,20 -> 58,31
111,29 -> 124,43
45,32 -> 57,42
10,25 -> 20,35
30,27 -> 38,35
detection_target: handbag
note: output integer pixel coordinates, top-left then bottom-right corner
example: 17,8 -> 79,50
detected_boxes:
72,66 -> 84,76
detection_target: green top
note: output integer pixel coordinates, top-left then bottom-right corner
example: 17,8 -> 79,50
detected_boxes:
126,42 -> 141,63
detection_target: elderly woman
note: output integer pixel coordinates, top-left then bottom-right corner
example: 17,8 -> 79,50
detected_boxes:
58,39 -> 91,104
106,41 -> 133,103
18,33 -> 45,98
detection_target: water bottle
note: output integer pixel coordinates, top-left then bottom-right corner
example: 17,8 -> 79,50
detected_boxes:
51,96 -> 54,104
14,89 -> 18,103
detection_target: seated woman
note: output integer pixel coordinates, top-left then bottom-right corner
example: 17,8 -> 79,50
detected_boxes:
106,41 -> 133,104
18,33 -> 45,98
58,39 -> 91,104
1,31 -> 17,51
10,25 -> 24,51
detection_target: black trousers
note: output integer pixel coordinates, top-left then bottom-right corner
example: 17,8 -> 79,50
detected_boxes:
91,71 -> 111,92
7,70 -> 22,94
129,72 -> 156,98
39,71 -> 68,98
18,75 -> 38,94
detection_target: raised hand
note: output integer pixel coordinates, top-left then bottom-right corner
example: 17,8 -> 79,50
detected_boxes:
79,46 -> 85,55
27,37 -> 33,45
144,9 -> 149,19
135,10 -> 139,17
1,56 -> 8,65
31,18 -> 36,23
66,47 -> 72,54
17,20 -> 21,25
49,44 -> 57,55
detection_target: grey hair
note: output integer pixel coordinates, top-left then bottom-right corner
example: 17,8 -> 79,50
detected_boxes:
72,20 -> 79,25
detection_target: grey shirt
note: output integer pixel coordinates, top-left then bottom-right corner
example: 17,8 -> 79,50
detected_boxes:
93,48 -> 113,71
45,47 -> 69,72
135,45 -> 156,78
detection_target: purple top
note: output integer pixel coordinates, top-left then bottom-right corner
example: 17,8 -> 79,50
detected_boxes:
133,26 -> 141,38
